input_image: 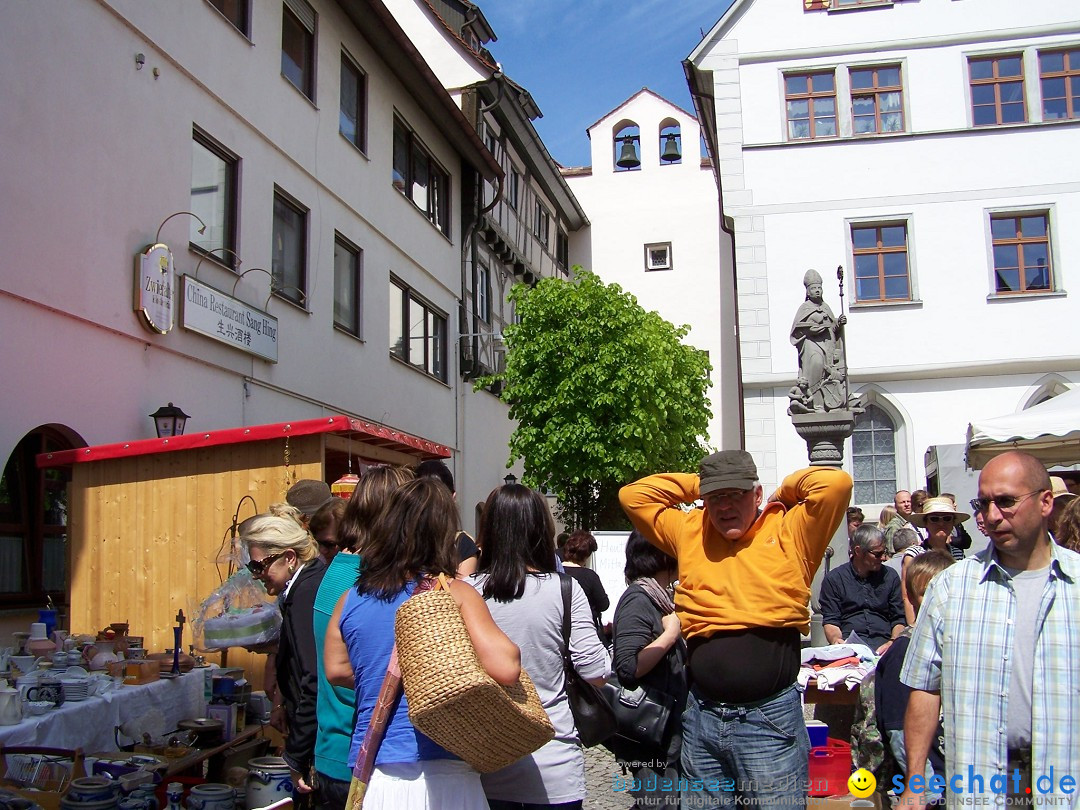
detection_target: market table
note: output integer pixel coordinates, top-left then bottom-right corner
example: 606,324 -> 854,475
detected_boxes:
0,674 -> 206,752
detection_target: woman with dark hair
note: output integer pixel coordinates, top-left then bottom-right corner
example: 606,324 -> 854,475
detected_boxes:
608,530 -> 687,808
312,465 -> 413,810
470,484 -> 610,810
561,529 -> 610,643
323,477 -> 520,809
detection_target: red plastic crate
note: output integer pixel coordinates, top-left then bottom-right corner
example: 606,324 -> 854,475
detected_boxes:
808,738 -> 852,797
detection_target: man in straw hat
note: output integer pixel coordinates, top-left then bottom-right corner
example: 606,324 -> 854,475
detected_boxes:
899,451 -> 1080,808
620,450 -> 851,807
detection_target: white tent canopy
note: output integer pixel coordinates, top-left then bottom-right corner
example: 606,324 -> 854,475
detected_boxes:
966,386 -> 1080,469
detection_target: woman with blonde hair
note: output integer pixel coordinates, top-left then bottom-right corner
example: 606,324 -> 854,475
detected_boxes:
240,505 -> 326,802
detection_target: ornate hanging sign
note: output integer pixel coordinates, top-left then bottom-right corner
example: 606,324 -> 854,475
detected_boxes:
134,243 -> 175,334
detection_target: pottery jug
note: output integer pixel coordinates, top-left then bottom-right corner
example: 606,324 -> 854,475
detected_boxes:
187,783 -> 234,810
244,757 -> 291,810
0,684 -> 22,725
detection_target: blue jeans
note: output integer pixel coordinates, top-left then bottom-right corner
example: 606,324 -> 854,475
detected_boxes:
680,684 -> 808,808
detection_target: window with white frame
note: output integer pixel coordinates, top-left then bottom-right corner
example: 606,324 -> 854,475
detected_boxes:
989,211 -> 1053,295
333,235 -> 362,336
389,279 -> 447,382
644,242 -> 672,272
969,54 -> 1026,126
850,65 -> 904,134
784,71 -> 837,140
190,130 -> 238,267
852,404 -> 897,505
281,0 -> 315,101
851,222 -> 910,302
1039,48 -> 1080,121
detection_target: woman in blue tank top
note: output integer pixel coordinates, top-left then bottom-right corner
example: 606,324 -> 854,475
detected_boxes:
323,477 -> 520,809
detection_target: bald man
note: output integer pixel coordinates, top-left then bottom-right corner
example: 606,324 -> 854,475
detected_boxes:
898,451 -> 1080,808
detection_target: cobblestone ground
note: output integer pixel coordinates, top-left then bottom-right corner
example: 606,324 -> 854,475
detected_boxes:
584,744 -> 635,810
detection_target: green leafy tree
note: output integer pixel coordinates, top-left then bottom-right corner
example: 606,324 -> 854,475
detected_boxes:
479,269 -> 712,530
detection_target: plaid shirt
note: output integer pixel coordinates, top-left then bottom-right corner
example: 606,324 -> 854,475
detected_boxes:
901,541 -> 1080,808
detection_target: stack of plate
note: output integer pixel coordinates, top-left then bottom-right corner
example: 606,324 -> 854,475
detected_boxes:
62,670 -> 90,702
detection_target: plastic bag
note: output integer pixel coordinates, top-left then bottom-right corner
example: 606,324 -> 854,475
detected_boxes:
191,568 -> 281,651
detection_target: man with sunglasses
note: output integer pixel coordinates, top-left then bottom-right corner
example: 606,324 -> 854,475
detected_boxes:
899,451 -> 1080,808
620,450 -> 851,808
819,524 -> 904,653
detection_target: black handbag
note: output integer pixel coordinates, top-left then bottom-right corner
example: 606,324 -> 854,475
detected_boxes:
601,682 -> 679,750
559,574 -> 616,747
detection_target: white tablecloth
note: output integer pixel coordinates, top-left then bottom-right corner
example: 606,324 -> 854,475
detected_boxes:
0,673 -> 206,752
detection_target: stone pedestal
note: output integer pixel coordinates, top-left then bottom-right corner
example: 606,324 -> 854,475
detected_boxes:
791,410 -> 858,467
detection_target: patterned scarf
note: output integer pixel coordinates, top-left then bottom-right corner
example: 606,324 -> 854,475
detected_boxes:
633,576 -> 676,615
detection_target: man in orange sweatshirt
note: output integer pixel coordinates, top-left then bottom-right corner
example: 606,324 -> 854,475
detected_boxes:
620,450 -> 851,807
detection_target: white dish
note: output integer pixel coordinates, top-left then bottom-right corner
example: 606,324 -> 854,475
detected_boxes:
64,665 -> 89,679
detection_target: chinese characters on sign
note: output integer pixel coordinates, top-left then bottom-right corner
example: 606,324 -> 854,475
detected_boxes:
181,275 -> 279,362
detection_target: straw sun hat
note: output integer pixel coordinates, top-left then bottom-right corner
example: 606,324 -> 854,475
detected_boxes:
908,496 -> 971,528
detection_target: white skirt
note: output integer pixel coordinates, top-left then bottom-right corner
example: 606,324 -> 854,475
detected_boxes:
363,759 -> 489,810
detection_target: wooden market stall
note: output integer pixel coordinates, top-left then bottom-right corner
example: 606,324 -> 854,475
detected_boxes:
37,415 -> 449,690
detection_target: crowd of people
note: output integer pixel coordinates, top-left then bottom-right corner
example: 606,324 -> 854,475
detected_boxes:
229,447 -> 1080,810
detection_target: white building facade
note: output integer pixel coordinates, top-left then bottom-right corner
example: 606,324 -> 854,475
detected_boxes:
688,0 -> 1080,518
0,0 -> 509,612
563,89 -> 742,451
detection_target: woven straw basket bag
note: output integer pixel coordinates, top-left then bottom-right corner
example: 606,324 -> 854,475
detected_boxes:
395,575 -> 555,773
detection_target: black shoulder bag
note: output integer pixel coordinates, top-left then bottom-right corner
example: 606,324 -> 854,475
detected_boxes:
559,573 -> 616,747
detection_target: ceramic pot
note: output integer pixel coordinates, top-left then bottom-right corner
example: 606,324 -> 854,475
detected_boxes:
26,636 -> 56,658
67,777 -> 120,804
186,783 -> 234,810
245,757 -> 291,810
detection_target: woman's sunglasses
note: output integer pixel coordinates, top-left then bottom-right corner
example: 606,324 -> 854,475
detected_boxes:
246,551 -> 286,577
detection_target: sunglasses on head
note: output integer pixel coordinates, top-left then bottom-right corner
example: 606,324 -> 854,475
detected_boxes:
245,551 -> 286,577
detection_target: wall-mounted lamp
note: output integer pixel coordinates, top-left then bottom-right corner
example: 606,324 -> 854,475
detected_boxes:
150,402 -> 191,438
155,211 -> 206,245
503,473 -> 518,487
231,267 -> 273,297
194,247 -> 242,278
135,53 -> 146,70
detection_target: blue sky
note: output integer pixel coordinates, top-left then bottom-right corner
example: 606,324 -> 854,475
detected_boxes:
480,1 -> 737,168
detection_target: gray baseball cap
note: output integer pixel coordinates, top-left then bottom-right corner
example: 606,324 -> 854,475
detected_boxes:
698,450 -> 758,495
286,479 -> 333,517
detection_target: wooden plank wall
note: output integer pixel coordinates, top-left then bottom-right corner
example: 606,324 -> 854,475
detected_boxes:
67,435 -> 324,691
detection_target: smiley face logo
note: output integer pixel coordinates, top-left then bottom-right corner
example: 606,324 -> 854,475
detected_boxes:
848,768 -> 876,798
